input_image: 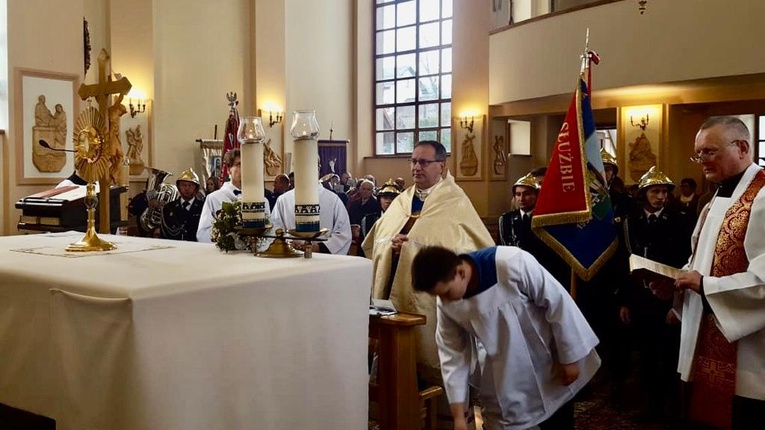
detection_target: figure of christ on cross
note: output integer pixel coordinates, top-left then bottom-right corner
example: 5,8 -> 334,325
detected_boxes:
77,49 -> 132,233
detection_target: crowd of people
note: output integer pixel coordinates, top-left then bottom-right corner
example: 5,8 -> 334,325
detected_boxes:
119,117 -> 763,430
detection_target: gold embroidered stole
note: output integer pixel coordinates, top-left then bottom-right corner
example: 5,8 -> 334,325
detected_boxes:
689,169 -> 765,429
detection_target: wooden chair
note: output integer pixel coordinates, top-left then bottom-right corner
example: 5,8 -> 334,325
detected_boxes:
369,312 -> 443,430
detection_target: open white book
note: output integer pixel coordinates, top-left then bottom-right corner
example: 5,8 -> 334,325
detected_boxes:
369,298 -> 397,316
629,254 -> 683,281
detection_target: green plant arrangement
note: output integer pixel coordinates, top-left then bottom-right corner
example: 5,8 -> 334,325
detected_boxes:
211,201 -> 250,252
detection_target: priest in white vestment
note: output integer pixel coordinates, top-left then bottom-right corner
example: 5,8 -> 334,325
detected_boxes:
362,140 -> 494,372
270,184 -> 352,255
667,116 -> 765,430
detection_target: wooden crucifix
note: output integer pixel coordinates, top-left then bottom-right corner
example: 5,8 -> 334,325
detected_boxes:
77,49 -> 132,234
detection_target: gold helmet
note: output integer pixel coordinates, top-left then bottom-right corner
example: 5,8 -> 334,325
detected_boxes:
512,172 -> 541,193
377,179 -> 401,197
638,166 -> 674,192
176,168 -> 200,187
600,148 -> 618,169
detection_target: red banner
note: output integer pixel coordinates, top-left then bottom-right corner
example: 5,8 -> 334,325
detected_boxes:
534,88 -> 589,219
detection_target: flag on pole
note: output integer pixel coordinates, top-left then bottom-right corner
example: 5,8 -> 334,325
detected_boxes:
531,76 -> 617,281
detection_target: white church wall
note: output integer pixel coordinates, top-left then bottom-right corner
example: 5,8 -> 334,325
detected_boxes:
151,0 -> 250,181
4,0 -> 85,235
284,0 -> 353,164
489,0 -> 765,105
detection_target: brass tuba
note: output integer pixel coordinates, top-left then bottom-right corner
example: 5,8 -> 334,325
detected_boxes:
139,167 -> 179,233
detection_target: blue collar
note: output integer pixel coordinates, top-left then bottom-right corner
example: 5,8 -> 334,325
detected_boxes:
461,247 -> 498,299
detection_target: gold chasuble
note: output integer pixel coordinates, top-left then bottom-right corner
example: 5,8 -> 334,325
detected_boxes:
362,173 -> 494,369
689,170 -> 765,429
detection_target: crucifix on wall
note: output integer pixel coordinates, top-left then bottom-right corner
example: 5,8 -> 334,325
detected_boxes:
77,49 -> 132,233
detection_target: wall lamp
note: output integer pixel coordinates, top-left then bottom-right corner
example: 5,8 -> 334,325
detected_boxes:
129,99 -> 146,118
630,114 -> 649,131
459,116 -> 475,133
258,109 -> 283,128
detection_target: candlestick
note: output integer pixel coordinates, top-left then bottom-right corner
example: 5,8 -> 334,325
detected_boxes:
237,116 -> 267,228
290,110 -> 320,232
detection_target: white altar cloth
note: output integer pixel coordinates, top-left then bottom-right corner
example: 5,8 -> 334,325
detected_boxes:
0,232 -> 371,430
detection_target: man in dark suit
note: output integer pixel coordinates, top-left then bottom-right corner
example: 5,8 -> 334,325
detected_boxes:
618,166 -> 690,425
160,168 -> 205,241
498,172 -> 571,291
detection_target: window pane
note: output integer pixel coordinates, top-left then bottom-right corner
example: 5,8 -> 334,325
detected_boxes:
442,19 -> 452,45
419,22 -> 439,49
396,105 -> 416,129
376,29 -> 395,55
419,103 -> 439,128
376,56 -> 395,80
419,130 -> 438,142
376,5 -> 395,30
396,26 -> 416,52
376,107 -> 395,131
397,1 -> 416,27
419,50 -> 440,75
442,0 -> 452,18
420,0 -> 440,22
396,53 -> 416,78
760,141 -> 765,159
419,76 -> 439,101
441,102 -> 451,127
396,79 -> 416,103
397,132 -> 415,153
376,132 -> 395,155
760,115 -> 765,136
441,74 -> 452,98
441,128 -> 452,152
441,48 -> 452,73
376,82 -> 395,105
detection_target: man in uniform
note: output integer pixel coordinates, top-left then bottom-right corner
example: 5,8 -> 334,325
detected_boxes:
160,168 -> 204,241
654,116 -> 765,429
362,140 -> 494,403
355,180 -> 400,257
619,166 -> 689,424
498,172 -> 571,291
602,148 -> 636,222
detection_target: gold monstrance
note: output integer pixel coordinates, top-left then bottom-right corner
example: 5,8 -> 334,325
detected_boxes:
66,106 -> 116,252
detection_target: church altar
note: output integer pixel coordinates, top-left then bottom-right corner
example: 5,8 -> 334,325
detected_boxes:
0,232 -> 371,430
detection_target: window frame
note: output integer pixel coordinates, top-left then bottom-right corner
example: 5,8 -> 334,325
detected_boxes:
373,0 -> 453,156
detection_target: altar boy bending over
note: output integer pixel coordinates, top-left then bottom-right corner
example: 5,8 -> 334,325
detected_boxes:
412,246 -> 600,430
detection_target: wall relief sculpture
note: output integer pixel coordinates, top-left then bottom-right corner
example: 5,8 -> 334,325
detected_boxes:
126,124 -> 145,175
459,133 -> 478,176
627,115 -> 657,182
492,135 -> 507,176
32,94 -> 67,172
264,138 -> 282,176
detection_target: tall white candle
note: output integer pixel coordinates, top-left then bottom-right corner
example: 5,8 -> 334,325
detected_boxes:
237,117 -> 267,228
291,110 -> 320,232
294,137 -> 319,205
240,141 -> 265,204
